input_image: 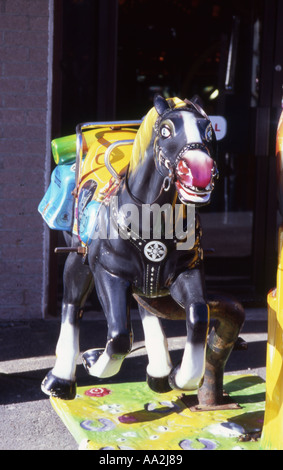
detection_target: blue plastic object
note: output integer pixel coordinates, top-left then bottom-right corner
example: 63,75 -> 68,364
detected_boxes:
38,163 -> 76,231
78,199 -> 101,245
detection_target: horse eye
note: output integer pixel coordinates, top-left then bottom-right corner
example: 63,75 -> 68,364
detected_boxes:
205,123 -> 213,142
160,125 -> 171,138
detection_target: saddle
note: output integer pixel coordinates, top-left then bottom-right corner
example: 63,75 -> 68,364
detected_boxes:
38,121 -> 141,244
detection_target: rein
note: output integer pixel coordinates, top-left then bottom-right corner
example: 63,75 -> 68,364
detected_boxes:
123,165 -> 174,207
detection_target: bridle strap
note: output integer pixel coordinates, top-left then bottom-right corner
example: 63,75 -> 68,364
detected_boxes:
155,141 -> 211,192
124,166 -> 172,206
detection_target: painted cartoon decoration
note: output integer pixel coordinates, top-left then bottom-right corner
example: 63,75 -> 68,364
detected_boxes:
39,96 -> 244,403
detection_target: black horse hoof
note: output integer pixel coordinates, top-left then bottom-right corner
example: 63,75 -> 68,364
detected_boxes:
41,371 -> 77,400
168,365 -> 204,391
82,347 -> 127,378
82,335 -> 132,378
146,373 -> 172,393
168,365 -> 182,390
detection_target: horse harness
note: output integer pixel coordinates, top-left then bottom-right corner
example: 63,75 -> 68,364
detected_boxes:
110,202 -> 202,297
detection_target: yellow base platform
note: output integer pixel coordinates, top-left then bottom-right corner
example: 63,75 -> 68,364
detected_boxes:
51,375 -> 265,450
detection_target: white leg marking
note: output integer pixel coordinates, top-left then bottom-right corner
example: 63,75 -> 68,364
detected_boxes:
52,320 -> 79,381
174,340 -> 206,390
140,309 -> 172,378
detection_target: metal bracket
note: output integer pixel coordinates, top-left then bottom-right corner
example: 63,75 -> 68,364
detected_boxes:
54,246 -> 87,256
104,139 -> 135,181
179,392 -> 242,412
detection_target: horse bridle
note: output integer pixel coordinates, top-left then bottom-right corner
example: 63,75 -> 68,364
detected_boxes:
156,141 -> 213,191
125,140 -> 218,207
153,102 -> 218,192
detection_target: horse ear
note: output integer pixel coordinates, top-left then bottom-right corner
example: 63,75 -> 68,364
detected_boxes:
186,95 -> 208,119
154,94 -> 170,116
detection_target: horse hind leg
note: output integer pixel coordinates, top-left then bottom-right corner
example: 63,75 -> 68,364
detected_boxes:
41,251 -> 94,400
139,306 -> 173,393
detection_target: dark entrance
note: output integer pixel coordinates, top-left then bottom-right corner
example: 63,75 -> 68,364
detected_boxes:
116,0 -> 280,303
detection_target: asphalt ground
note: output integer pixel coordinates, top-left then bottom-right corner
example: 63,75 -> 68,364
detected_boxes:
0,307 -> 268,450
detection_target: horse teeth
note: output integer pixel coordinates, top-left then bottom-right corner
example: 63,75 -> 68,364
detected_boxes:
179,180 -> 211,196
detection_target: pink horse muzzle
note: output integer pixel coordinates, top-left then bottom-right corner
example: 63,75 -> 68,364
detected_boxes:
175,150 -> 216,205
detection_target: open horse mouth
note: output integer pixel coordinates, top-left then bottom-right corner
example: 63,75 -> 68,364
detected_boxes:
175,148 -> 217,205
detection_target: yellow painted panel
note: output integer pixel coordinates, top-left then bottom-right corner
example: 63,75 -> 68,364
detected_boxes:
261,226 -> 283,450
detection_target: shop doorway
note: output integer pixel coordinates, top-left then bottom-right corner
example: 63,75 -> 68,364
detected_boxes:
116,0 -> 280,303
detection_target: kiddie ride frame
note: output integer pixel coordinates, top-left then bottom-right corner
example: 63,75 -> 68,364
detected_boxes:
260,110 -> 283,450
38,96 -> 282,450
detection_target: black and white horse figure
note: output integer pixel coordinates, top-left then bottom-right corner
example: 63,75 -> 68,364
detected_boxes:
42,96 -> 242,402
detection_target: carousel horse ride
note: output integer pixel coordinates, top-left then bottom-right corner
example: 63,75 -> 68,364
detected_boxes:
39,95 -> 247,412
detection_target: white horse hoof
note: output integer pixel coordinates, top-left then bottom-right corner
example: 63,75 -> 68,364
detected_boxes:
82,348 -> 126,378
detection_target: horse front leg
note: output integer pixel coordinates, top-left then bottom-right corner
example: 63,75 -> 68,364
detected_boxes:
169,268 -> 209,391
82,266 -> 133,378
139,305 -> 173,393
41,250 -> 94,399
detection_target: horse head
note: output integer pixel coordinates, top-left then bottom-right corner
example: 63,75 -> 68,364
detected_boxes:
153,95 -> 218,205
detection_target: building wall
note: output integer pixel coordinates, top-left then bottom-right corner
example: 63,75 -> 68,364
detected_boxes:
0,0 -> 53,320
